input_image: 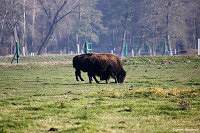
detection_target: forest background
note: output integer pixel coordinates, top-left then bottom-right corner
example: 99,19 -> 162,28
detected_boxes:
0,0 -> 200,56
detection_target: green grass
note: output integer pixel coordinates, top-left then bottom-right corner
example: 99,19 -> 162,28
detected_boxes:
0,55 -> 200,132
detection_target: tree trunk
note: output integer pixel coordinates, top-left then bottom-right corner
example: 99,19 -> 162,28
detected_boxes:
22,0 -> 26,56
37,0 -> 77,55
194,18 -> 198,49
121,30 -> 127,57
153,37 -> 157,56
66,35 -> 70,54
120,6 -> 129,57
37,24 -> 55,55
167,34 -> 173,56
31,0 -> 36,53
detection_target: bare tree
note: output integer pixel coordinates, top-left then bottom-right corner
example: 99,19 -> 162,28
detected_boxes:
31,0 -> 36,53
0,0 -> 23,55
37,0 -> 79,55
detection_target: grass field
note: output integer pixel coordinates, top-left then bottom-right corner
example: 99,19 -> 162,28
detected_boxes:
0,55 -> 200,132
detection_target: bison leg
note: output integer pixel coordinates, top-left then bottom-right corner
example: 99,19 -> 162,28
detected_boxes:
92,75 -> 100,84
79,75 -> 84,81
75,70 -> 84,81
105,80 -> 108,84
114,78 -> 117,83
87,73 -> 93,84
89,77 -> 92,84
110,72 -> 117,83
75,70 -> 79,81
88,73 -> 99,84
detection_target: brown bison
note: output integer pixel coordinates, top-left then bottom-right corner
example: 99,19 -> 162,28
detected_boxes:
72,53 -> 126,84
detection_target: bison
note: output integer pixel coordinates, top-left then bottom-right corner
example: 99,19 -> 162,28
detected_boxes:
100,53 -> 126,83
72,53 -> 126,84
72,53 -> 95,82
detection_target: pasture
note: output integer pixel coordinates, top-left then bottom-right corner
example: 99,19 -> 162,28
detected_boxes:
0,55 -> 200,132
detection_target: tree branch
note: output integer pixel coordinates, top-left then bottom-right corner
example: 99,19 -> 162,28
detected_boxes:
13,12 -> 24,27
52,0 -> 68,23
38,0 -> 50,17
55,4 -> 79,23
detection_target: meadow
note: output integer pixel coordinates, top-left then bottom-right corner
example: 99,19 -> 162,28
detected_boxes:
0,55 -> 199,133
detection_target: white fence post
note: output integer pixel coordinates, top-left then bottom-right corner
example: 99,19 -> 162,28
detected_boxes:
22,47 -> 26,56
131,49 -> 134,57
77,44 -> 80,54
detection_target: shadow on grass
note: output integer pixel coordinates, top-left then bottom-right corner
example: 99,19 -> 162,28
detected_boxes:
23,80 -> 121,86
62,83 -> 90,86
23,80 -> 43,83
62,82 -> 118,85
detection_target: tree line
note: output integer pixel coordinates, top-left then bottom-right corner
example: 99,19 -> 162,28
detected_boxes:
0,0 -> 200,56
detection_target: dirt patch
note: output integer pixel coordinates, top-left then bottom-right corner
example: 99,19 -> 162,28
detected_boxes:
0,61 -> 72,67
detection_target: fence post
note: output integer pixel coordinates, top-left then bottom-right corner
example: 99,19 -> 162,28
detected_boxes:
84,41 -> 92,53
16,42 -> 20,63
84,41 -> 88,53
131,49 -> 134,57
77,44 -> 80,54
164,42 -> 168,55
125,43 -> 128,58
22,46 -> 25,56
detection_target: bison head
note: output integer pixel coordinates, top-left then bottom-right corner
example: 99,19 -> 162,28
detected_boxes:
117,69 -> 126,83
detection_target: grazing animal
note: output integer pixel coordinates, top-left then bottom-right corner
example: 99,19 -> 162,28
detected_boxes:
85,53 -> 111,84
72,53 -> 98,82
101,53 -> 126,83
72,53 -> 126,84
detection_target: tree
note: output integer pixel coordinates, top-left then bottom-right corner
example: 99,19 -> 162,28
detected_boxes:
37,0 -> 79,55
98,0 -> 136,55
184,0 -> 200,49
74,0 -> 107,53
0,0 -> 24,55
0,0 -> 200,56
